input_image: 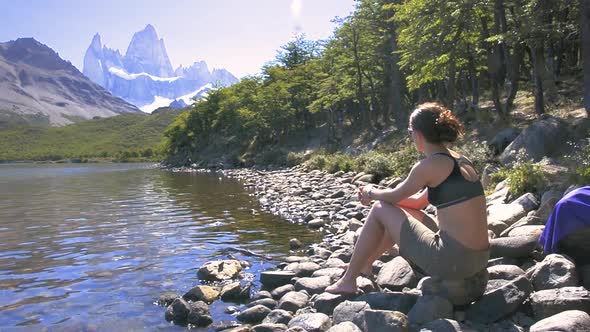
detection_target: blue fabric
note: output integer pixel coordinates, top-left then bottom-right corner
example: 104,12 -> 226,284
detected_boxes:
539,186 -> 590,254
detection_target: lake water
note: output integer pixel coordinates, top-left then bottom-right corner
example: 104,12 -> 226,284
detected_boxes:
0,163 -> 321,331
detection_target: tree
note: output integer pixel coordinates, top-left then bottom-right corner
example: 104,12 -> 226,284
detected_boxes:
582,0 -> 590,116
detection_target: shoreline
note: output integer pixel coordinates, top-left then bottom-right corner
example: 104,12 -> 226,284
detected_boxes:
160,165 -> 590,331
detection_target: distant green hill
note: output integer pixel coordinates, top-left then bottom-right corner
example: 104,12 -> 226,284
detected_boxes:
0,107 -> 184,162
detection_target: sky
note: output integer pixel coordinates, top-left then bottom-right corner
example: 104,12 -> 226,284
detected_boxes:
0,0 -> 357,78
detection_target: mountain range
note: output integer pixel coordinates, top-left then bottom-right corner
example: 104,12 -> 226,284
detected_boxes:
83,24 -> 238,112
0,38 -> 140,126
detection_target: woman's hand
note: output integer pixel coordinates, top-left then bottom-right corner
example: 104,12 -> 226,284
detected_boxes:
358,185 -> 373,206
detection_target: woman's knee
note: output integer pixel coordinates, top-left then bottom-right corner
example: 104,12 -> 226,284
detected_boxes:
372,201 -> 406,221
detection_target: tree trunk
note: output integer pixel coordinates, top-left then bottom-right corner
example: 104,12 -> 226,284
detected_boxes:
352,26 -> 369,128
531,46 -> 546,115
582,0 -> 590,116
468,54 -> 479,104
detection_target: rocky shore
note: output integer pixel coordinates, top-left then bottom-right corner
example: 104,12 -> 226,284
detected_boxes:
159,165 -> 590,331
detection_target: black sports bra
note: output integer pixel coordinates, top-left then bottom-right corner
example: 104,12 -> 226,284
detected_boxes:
427,153 -> 484,209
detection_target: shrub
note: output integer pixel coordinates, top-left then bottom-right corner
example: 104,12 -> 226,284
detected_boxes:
325,153 -> 355,173
287,151 -> 306,167
492,162 -> 547,197
305,153 -> 328,170
564,139 -> 590,186
257,148 -> 287,165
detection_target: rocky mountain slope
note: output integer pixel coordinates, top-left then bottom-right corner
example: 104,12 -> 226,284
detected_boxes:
83,24 -> 238,112
0,38 -> 140,126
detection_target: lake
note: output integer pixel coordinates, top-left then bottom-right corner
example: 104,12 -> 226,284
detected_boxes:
0,163 -> 321,331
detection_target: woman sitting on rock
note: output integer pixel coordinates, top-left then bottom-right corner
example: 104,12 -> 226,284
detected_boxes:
326,102 -> 489,294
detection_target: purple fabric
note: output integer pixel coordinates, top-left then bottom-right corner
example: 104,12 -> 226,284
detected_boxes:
539,186 -> 590,254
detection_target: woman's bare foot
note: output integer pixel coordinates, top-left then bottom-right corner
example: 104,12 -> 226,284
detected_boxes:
341,263 -> 373,277
325,277 -> 359,294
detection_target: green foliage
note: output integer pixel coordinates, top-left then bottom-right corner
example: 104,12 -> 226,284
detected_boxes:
0,108 -> 180,162
492,162 -> 547,197
564,140 -> 590,185
287,151 -> 307,167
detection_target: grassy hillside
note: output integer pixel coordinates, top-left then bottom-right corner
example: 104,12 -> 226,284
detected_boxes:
0,107 -> 183,162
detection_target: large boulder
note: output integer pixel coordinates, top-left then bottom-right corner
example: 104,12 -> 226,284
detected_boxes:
407,295 -> 453,325
165,298 -> 212,327
312,292 -> 352,315
327,321 -> 362,332
500,115 -> 569,165
261,271 -> 296,288
262,309 -> 293,325
531,254 -> 579,290
376,256 -> 418,291
487,265 -> 525,280
490,127 -> 520,155
285,261 -> 321,277
252,323 -> 289,332
364,309 -> 410,332
418,319 -> 467,332
489,236 -> 539,259
419,269 -> 489,306
277,291 -> 309,313
183,285 -> 219,304
466,276 -> 534,324
294,276 -> 332,295
529,310 -> 590,332
197,260 -> 242,281
487,204 -> 527,229
237,304 -> 272,324
530,286 -> 590,320
333,300 -> 371,330
354,292 -> 419,314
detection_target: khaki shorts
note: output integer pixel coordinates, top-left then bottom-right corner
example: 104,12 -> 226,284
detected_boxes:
399,215 -> 489,279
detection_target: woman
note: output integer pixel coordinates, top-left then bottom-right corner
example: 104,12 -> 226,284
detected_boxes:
326,102 -> 489,294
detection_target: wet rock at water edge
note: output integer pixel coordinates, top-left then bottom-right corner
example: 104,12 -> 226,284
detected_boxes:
289,238 -> 303,250
466,276 -> 533,324
183,285 -> 219,304
277,291 -> 310,313
198,260 -> 243,281
332,300 -> 371,330
529,310 -> 590,332
364,309 -> 409,332
165,298 -> 212,327
221,281 -> 251,301
530,254 -> 579,290
407,295 -> 453,325
285,261 -> 321,277
262,309 -> 293,325
261,270 -> 296,288
236,304 -> 272,324
530,286 -> 590,320
157,291 -> 179,306
288,313 -> 332,332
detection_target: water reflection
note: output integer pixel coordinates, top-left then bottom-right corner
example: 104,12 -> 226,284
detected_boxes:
0,163 -> 320,330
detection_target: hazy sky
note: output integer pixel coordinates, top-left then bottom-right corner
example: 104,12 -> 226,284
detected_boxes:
0,0 -> 356,78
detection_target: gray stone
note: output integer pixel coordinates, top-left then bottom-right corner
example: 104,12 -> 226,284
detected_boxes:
323,258 -> 347,268
165,298 -> 191,324
333,300 -> 371,330
290,238 -> 303,250
485,279 -> 511,293
530,286 -> 590,320
221,282 -> 251,301
512,193 -> 540,212
487,265 -> 525,280
487,203 -> 527,227
157,291 -> 179,307
294,276 -> 332,295
288,313 -> 332,332
489,236 -> 539,259
262,309 -> 293,325
312,292 -> 351,315
198,260 -> 242,281
364,310 -> 409,332
487,257 -> 519,267
488,220 -> 509,236
407,295 -> 453,325
261,271 -> 296,288
529,310 -> 590,332
531,254 -> 579,290
311,268 -> 344,281
277,291 -> 309,313
489,128 -> 520,155
313,248 -> 333,260
248,298 -> 278,310
252,323 -> 289,332
466,276 -> 533,324
237,304 -> 272,324
418,319 -> 466,332
285,262 -> 321,277
186,301 -> 213,327
420,269 -> 489,305
327,321 -> 362,332
330,247 -> 354,263
500,116 -> 569,165
581,264 -> 590,289
272,284 -> 295,300
253,290 -> 273,301
354,292 -> 419,314
376,256 -> 417,291
309,218 -> 327,229
506,225 -> 545,238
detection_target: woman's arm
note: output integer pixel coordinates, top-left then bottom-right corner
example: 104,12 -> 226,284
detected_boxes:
396,188 -> 429,210
363,161 -> 431,205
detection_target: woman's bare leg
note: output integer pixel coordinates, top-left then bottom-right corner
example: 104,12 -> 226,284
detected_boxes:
326,201 -> 408,293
